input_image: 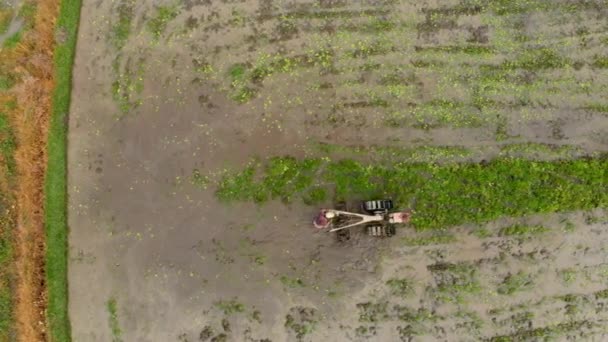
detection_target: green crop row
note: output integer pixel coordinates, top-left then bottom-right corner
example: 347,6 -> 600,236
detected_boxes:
213,155 -> 607,230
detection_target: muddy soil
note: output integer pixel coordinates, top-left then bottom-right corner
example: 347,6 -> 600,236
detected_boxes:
68,0 -> 608,341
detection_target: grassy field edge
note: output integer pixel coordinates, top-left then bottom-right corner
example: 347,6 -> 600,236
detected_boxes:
46,0 -> 82,340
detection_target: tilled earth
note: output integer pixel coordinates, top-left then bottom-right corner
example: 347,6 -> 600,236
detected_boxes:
68,0 -> 608,341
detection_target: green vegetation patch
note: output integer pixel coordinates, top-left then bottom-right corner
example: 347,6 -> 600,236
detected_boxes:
285,307 -> 318,340
280,275 -> 305,288
46,0 -> 83,340
584,103 -> 608,114
386,278 -> 414,298
410,99 -> 486,129
499,143 -> 582,159
214,298 -> 245,315
0,198 -> 14,340
592,55 -> 608,69
216,157 -> 321,204
146,5 -> 179,41
499,224 -> 549,237
111,57 -> 144,113
107,298 -> 122,342
489,319 -> 596,341
0,111 -> 16,177
428,262 -> 481,303
497,272 -> 534,295
357,301 -> 389,323
214,155 -> 607,230
489,0 -> 551,16
2,30 -> 21,49
111,0 -> 133,49
415,45 -> 494,55
504,48 -> 569,70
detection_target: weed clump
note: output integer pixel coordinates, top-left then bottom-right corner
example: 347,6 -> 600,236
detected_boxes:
215,298 -> 245,315
497,272 -> 533,295
505,48 -> 569,70
592,55 -> 608,69
285,306 -> 317,340
357,302 -> 389,323
428,262 -> 481,303
111,0 -> 134,49
280,275 -> 305,288
499,224 -> 548,237
107,298 -> 122,341
146,5 -> 179,41
386,278 -> 414,298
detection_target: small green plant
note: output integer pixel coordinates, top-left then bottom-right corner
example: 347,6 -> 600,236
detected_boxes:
561,269 -> 576,284
228,63 -> 247,82
562,219 -> 575,232
111,58 -> 144,113
584,103 -> 608,113
592,55 -> 608,69
495,116 -> 509,141
146,5 -> 179,41
231,86 -> 255,103
107,298 -> 122,342
253,254 -> 266,265
428,262 -> 481,303
280,275 -> 305,288
473,228 -> 492,238
215,298 -> 245,315
505,48 -> 569,70
111,0 -> 134,49
0,112 -> 16,176
497,272 -> 533,295
285,307 -> 317,340
386,278 -> 414,298
356,302 -> 389,323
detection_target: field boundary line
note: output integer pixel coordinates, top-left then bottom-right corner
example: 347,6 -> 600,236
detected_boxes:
45,0 -> 82,340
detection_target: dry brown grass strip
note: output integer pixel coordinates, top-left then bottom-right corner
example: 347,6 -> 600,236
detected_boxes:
2,0 -> 59,340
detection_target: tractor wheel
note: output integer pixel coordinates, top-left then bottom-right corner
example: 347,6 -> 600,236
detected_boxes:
362,199 -> 393,214
366,224 -> 396,237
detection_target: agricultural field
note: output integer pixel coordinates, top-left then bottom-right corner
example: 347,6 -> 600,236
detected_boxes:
67,0 -> 607,341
